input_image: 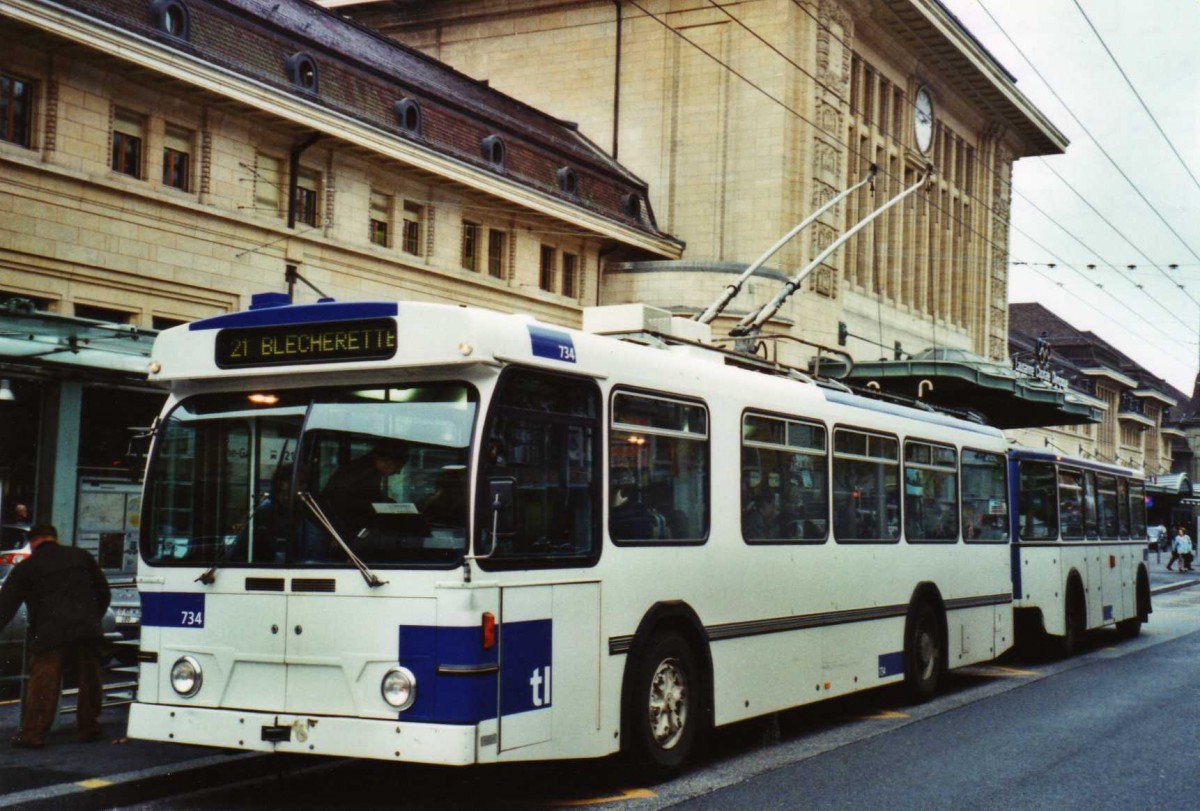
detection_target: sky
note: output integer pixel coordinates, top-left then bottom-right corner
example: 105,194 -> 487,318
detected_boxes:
937,0 -> 1200,394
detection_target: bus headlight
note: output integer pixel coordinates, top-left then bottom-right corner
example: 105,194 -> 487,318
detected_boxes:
170,656 -> 203,697
381,666 -> 416,710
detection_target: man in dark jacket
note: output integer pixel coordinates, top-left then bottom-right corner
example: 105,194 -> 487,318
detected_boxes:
0,524 -> 111,748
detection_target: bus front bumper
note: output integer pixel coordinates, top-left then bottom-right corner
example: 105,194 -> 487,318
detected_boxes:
127,702 -> 480,764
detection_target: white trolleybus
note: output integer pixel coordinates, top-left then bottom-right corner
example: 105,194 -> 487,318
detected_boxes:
128,293 -> 1017,770
1009,448 -> 1151,655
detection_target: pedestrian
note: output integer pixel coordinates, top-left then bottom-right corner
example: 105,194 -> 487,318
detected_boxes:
0,524 -> 111,748
1174,526 -> 1194,573
1167,527 -> 1181,571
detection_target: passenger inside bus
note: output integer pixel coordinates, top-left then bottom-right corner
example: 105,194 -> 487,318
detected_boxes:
610,484 -> 653,540
419,467 -> 467,528
319,441 -> 411,540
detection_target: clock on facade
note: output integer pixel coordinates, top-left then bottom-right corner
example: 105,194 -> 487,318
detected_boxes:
914,87 -> 933,153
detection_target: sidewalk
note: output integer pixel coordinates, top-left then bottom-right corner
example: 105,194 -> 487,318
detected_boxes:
1,553 -> 1196,810
0,693 -> 315,810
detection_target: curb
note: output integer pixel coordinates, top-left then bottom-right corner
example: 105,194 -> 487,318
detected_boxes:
1151,578 -> 1200,597
4,750 -> 322,811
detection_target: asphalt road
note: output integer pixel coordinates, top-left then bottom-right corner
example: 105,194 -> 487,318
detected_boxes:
129,585 -> 1200,810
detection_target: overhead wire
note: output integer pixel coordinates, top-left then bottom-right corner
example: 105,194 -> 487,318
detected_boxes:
789,0 -> 1200,347
972,0 -> 1200,309
668,0 -> 1194,364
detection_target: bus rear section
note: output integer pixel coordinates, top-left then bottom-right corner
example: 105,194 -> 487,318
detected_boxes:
1010,449 -> 1151,655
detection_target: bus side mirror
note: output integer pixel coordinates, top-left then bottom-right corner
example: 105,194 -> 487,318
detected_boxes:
489,477 -> 516,536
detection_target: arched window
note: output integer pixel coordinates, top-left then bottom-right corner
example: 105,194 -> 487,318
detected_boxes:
623,192 -> 642,220
481,135 -> 506,168
151,0 -> 190,39
556,166 -> 578,196
394,98 -> 422,135
285,52 -> 319,93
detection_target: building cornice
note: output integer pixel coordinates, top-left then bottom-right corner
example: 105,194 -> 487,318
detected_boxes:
892,0 -> 1068,155
1131,388 -> 1178,407
1077,366 -> 1138,389
2,0 -> 682,259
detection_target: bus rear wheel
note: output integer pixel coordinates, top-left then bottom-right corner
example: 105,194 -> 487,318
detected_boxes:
903,601 -> 942,702
626,631 -> 702,776
1051,586 -> 1085,658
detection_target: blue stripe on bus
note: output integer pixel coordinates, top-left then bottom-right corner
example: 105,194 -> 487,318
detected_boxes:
1103,605 -> 1113,621
878,651 -> 904,678
528,326 -> 576,363
398,619 -> 552,725
188,302 -> 399,331
141,592 -> 205,628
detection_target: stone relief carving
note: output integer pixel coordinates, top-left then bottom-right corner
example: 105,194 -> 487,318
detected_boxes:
815,0 -> 852,90
811,222 -> 837,253
809,264 -> 838,298
811,180 -> 838,209
814,140 -> 839,176
817,99 -> 841,135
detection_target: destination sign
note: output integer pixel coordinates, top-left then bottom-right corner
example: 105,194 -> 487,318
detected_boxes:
214,318 -> 397,368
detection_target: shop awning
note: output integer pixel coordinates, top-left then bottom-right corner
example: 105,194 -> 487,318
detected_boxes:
844,349 -> 1100,429
1146,473 -> 1192,496
0,308 -> 156,377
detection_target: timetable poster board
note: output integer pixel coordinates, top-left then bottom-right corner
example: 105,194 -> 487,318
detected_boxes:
76,479 -> 142,574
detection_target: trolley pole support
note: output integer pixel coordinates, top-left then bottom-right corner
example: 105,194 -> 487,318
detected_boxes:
696,165 -> 878,325
730,165 -> 933,337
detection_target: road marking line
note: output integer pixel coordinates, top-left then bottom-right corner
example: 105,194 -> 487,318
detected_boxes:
549,788 -> 656,806
76,779 -> 113,789
965,665 -> 1039,677
852,709 -> 909,720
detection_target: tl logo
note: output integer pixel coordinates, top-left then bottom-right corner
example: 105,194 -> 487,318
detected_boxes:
529,665 -> 552,707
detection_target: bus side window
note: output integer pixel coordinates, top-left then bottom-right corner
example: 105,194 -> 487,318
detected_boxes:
1018,461 -> 1057,540
478,370 -> 600,564
609,391 -> 709,544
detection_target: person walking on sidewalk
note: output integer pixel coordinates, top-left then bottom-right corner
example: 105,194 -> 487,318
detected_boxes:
0,524 -> 111,748
1174,526 -> 1194,573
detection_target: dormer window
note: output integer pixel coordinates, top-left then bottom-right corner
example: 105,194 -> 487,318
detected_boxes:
151,0 -> 190,40
285,52 -> 319,93
556,166 -> 578,196
394,98 -> 422,135
623,192 -> 642,220
481,135 -> 506,168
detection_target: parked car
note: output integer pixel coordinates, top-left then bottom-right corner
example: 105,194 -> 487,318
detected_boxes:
108,580 -> 141,665
0,563 -> 122,681
0,524 -> 31,565
1148,524 -> 1169,552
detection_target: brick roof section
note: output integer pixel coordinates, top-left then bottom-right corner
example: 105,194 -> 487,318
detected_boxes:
52,0 -> 674,244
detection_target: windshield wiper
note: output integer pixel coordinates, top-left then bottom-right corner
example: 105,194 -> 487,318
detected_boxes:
297,491 -> 388,588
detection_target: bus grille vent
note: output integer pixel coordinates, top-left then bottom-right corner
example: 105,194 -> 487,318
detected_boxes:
245,577 -> 285,592
291,578 -> 337,593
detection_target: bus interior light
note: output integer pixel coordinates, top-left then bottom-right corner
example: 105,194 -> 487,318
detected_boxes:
482,612 -> 496,650
247,393 -> 280,405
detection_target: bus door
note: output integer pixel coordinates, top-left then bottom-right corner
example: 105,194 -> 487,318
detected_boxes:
498,582 -> 600,753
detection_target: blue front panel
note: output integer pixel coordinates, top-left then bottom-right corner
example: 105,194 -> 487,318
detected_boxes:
141,592 -> 206,628
528,326 -> 576,364
500,619 -> 553,716
397,619 -> 553,724
398,624 -> 498,725
1103,605 -> 1113,622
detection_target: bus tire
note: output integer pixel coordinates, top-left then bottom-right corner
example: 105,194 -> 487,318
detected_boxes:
1052,581 -> 1085,658
625,630 -> 702,776
1117,568 -> 1151,639
903,600 -> 943,702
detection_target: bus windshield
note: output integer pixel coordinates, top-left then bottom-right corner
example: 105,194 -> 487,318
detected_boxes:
141,382 -> 477,567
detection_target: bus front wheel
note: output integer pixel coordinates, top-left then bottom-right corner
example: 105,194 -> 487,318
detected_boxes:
626,631 -> 702,775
